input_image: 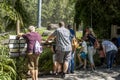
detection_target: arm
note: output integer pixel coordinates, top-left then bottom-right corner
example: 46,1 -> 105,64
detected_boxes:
46,30 -> 57,42
17,33 -> 24,37
79,47 -> 84,53
46,34 -> 55,42
102,45 -> 106,57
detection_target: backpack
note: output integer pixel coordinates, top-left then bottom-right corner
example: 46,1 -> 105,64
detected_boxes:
33,40 -> 43,54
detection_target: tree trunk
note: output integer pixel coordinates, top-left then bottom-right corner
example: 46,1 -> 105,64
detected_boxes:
16,20 -> 20,35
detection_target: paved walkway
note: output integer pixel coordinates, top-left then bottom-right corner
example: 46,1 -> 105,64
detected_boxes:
27,67 -> 120,80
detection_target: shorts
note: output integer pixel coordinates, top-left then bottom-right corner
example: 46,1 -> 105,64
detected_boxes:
56,50 -> 71,63
27,53 -> 39,70
53,54 -> 56,62
80,52 -> 87,59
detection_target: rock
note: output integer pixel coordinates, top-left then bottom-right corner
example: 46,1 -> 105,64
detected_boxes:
47,24 -> 59,30
42,30 -> 53,36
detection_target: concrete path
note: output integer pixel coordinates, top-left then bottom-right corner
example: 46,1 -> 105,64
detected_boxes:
27,67 -> 120,80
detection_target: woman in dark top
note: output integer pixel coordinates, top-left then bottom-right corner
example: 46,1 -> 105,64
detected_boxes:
84,28 -> 96,71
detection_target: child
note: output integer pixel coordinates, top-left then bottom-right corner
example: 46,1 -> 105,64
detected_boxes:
77,37 -> 87,69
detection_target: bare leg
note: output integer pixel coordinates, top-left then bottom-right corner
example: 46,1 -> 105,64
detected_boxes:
56,62 -> 62,73
30,69 -> 35,80
91,64 -> 95,68
53,61 -> 57,73
83,59 -> 87,69
35,69 -> 38,80
63,61 -> 69,73
77,54 -> 83,64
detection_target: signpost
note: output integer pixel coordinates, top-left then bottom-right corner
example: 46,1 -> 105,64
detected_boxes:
9,35 -> 27,57
8,35 -> 55,57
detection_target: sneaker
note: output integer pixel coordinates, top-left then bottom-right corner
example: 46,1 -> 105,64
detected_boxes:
93,67 -> 96,70
78,64 -> 84,68
61,73 -> 65,78
91,67 -> 96,72
53,72 -> 58,75
110,67 -> 112,70
71,71 -> 74,74
58,72 -> 62,75
106,68 -> 111,71
83,67 -> 86,70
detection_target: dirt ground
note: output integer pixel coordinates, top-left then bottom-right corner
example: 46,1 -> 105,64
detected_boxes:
27,66 -> 120,80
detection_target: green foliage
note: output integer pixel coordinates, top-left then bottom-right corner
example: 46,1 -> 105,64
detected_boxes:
39,47 -> 53,72
0,0 -> 31,32
0,0 -> 77,32
13,57 -> 28,80
74,0 -> 120,38
0,45 -> 17,80
42,0 -> 76,27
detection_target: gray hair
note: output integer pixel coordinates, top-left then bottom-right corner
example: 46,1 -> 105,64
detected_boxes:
28,26 -> 35,31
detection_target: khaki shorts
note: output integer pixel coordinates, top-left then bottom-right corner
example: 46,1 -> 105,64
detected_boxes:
55,50 -> 71,63
27,53 -> 39,70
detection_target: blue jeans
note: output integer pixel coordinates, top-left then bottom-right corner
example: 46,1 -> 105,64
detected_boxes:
68,51 -> 75,73
106,50 -> 117,68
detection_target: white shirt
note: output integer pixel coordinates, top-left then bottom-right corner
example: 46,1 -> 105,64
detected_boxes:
102,40 -> 118,53
81,41 -> 88,54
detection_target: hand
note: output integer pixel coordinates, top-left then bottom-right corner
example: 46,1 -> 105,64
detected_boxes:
18,33 -> 24,37
45,39 -> 49,43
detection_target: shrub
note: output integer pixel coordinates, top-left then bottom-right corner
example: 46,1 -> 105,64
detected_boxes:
39,47 -> 53,72
0,45 -> 17,80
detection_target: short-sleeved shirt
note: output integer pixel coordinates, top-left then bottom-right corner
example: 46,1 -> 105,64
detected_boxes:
22,32 -> 42,53
51,26 -> 72,51
102,40 -> 118,53
81,41 -> 87,54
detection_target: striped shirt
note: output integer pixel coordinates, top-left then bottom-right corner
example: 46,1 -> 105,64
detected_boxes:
51,26 -> 72,51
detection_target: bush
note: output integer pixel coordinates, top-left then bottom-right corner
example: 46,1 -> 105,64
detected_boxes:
39,47 -> 53,72
0,45 -> 17,80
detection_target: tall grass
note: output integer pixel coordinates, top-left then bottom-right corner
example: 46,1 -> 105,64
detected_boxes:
0,45 -> 17,80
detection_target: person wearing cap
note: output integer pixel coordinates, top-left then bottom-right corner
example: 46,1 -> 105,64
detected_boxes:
18,25 -> 42,80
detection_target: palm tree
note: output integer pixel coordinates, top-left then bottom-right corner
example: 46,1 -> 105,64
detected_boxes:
0,0 -> 30,32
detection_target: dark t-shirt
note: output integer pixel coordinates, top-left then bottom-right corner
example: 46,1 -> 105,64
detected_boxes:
69,29 -> 75,41
87,34 -> 96,46
22,32 -> 41,53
